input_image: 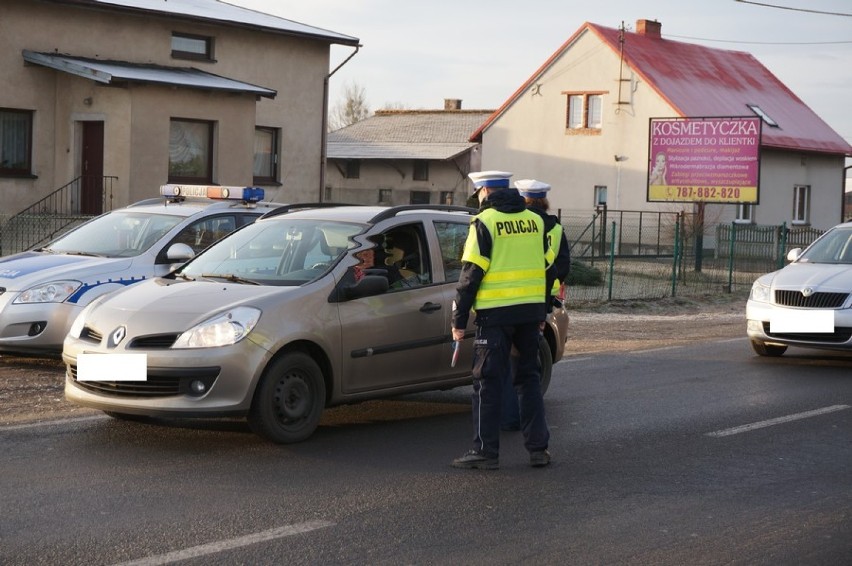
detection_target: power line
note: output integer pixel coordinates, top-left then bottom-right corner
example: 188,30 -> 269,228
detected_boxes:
734,0 -> 852,17
667,34 -> 852,45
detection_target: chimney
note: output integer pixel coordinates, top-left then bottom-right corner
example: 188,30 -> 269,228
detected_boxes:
444,98 -> 462,110
636,19 -> 661,39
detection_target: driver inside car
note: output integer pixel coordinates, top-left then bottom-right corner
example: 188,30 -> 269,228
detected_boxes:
382,231 -> 420,289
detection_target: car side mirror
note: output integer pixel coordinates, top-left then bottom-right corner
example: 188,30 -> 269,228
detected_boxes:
341,275 -> 389,300
786,248 -> 802,262
166,243 -> 195,263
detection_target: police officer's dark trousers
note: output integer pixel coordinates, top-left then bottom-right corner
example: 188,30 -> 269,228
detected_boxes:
470,321 -> 549,458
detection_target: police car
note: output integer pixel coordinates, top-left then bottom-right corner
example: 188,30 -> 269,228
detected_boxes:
0,185 -> 280,355
62,204 -> 570,443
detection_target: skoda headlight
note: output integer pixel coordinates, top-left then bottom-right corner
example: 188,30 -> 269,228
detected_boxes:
173,306 -> 261,349
750,281 -> 771,303
14,280 -> 81,304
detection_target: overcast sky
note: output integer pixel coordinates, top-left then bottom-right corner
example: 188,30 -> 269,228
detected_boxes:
230,0 -> 852,160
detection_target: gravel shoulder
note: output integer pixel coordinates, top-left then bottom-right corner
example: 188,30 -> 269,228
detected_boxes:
0,292 -> 750,425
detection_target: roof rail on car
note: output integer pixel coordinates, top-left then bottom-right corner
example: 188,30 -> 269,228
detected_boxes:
368,204 -> 477,224
126,197 -> 165,207
259,202 -> 362,219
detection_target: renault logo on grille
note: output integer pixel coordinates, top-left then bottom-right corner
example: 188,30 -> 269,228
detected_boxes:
108,326 -> 127,348
801,287 -> 814,297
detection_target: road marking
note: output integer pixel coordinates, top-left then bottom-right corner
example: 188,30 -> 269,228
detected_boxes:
706,404 -> 850,437
111,521 -> 335,566
0,414 -> 109,431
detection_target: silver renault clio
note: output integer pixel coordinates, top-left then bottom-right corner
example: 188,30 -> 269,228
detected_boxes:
63,204 -> 569,443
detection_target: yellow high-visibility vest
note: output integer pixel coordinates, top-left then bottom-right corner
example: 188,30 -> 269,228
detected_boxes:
462,208 -> 547,310
547,222 -> 564,295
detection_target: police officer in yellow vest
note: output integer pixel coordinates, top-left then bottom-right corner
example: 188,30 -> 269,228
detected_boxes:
515,179 -> 571,306
500,179 -> 572,432
451,171 -> 552,470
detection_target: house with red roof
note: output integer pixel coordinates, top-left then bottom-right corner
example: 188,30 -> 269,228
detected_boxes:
472,19 -> 852,232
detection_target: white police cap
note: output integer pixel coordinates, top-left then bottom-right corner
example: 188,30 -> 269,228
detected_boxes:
468,170 -> 513,189
514,179 -> 551,198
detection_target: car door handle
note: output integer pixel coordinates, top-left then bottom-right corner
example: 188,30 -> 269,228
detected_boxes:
420,302 -> 442,313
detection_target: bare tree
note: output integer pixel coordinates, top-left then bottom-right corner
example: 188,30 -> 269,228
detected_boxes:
329,81 -> 370,131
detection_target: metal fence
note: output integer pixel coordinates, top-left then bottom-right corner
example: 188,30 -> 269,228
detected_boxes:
560,210 -> 827,304
0,176 -> 116,256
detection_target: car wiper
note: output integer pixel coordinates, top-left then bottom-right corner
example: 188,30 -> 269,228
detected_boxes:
173,272 -> 195,281
33,247 -> 57,254
61,251 -> 105,257
200,273 -> 260,285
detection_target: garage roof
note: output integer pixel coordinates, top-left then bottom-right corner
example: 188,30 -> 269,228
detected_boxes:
328,110 -> 493,160
23,50 -> 277,98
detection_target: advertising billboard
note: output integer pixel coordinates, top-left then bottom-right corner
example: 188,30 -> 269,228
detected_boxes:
647,116 -> 761,204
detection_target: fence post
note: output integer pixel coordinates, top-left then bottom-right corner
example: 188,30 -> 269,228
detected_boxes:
671,217 -> 680,297
727,221 -> 736,293
608,221 -> 616,301
777,222 -> 788,269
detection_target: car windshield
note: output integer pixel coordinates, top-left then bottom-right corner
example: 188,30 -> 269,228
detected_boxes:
179,218 -> 363,285
45,211 -> 184,258
797,226 -> 852,264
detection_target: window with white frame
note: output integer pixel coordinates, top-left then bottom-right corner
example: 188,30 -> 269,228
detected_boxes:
735,203 -> 753,223
594,185 -> 607,206
793,185 -> 810,224
0,108 -> 33,176
566,92 -> 605,132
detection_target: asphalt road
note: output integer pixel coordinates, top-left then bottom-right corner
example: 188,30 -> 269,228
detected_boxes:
1,337 -> 850,565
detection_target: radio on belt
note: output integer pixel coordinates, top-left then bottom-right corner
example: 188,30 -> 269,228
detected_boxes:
159,184 -> 265,203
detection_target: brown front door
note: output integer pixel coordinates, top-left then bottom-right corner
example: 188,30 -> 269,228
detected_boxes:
81,121 -> 104,215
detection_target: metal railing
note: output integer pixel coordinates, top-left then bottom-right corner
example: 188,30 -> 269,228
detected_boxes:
0,176 -> 117,256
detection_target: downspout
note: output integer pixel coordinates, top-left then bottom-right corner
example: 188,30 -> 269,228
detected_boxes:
320,44 -> 361,202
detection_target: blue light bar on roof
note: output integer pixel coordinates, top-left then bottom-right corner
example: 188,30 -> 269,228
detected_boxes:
159,184 -> 265,203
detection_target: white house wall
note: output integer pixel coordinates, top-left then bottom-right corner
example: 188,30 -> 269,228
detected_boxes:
755,150 -> 845,227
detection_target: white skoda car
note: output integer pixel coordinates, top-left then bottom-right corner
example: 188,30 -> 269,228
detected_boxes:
746,221 -> 852,356
0,185 -> 279,355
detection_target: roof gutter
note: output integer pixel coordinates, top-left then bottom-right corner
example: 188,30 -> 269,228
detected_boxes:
320,44 -> 361,202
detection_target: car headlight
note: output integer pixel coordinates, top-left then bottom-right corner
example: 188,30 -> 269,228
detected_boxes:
172,306 -> 261,349
750,281 -> 771,303
14,280 -> 81,304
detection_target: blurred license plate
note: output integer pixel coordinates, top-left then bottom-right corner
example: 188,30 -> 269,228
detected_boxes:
770,310 -> 834,333
77,353 -> 147,381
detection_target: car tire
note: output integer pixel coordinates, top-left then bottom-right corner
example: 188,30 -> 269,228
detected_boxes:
751,340 -> 787,357
248,352 -> 326,444
538,336 -> 553,396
